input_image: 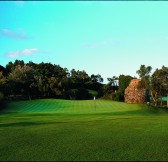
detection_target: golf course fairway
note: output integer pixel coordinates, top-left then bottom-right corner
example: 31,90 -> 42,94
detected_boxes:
1,99 -> 168,161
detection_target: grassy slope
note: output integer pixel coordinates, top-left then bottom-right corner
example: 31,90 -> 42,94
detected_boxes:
1,99 -> 168,161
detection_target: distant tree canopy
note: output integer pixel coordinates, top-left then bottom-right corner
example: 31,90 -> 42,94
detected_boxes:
0,60 -> 167,106
0,60 -> 104,100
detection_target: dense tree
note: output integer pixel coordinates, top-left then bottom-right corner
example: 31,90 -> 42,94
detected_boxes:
0,72 -> 7,103
136,65 -> 152,78
150,66 -> 168,106
6,60 -> 25,74
1,60 -> 104,100
0,72 -> 7,91
1,60 -> 167,104
112,75 -> 133,101
118,75 -> 133,93
8,65 -> 35,100
0,65 -> 7,76
48,76 -> 62,97
104,76 -> 118,93
136,65 -> 153,104
107,76 -> 118,87
136,65 -> 152,89
137,65 -> 168,107
91,74 -> 103,83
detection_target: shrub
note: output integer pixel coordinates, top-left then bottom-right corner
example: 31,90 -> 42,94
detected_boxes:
65,88 -> 92,100
76,88 -> 92,100
0,91 -> 4,102
66,89 -> 78,100
112,92 -> 124,101
0,91 -> 6,110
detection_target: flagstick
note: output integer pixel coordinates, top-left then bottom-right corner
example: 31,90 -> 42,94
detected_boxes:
94,96 -> 96,111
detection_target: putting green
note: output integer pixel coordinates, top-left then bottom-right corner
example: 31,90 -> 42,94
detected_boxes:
1,99 -> 151,114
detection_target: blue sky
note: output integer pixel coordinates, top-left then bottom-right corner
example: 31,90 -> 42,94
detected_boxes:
0,1 -> 168,82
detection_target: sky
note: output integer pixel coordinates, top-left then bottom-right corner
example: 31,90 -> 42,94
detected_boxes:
0,1 -> 168,83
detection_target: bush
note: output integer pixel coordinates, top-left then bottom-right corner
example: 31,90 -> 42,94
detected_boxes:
0,91 -> 4,102
66,89 -> 78,100
112,92 -> 124,101
65,88 -> 92,100
0,91 -> 6,110
76,88 -> 92,100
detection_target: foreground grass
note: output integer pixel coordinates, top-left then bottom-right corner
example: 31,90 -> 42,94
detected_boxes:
1,99 -> 168,161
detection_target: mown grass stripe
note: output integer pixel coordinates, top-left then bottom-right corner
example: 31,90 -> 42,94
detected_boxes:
1,99 -> 168,161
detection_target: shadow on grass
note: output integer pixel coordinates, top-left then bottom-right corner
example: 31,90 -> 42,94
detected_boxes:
0,121 -> 68,128
90,105 -> 168,116
143,105 -> 168,114
0,122 -> 39,127
0,118 -> 135,128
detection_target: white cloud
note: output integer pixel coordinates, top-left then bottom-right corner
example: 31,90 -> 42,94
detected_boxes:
7,51 -> 20,58
22,48 -> 38,55
7,48 -> 39,58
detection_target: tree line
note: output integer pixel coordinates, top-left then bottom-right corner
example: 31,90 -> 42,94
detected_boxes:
0,60 -> 134,102
0,60 -> 167,107
0,60 -> 106,101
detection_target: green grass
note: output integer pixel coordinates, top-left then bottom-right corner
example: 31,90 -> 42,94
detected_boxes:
1,99 -> 168,161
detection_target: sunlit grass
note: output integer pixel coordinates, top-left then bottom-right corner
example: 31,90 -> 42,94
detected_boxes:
1,99 -> 168,161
